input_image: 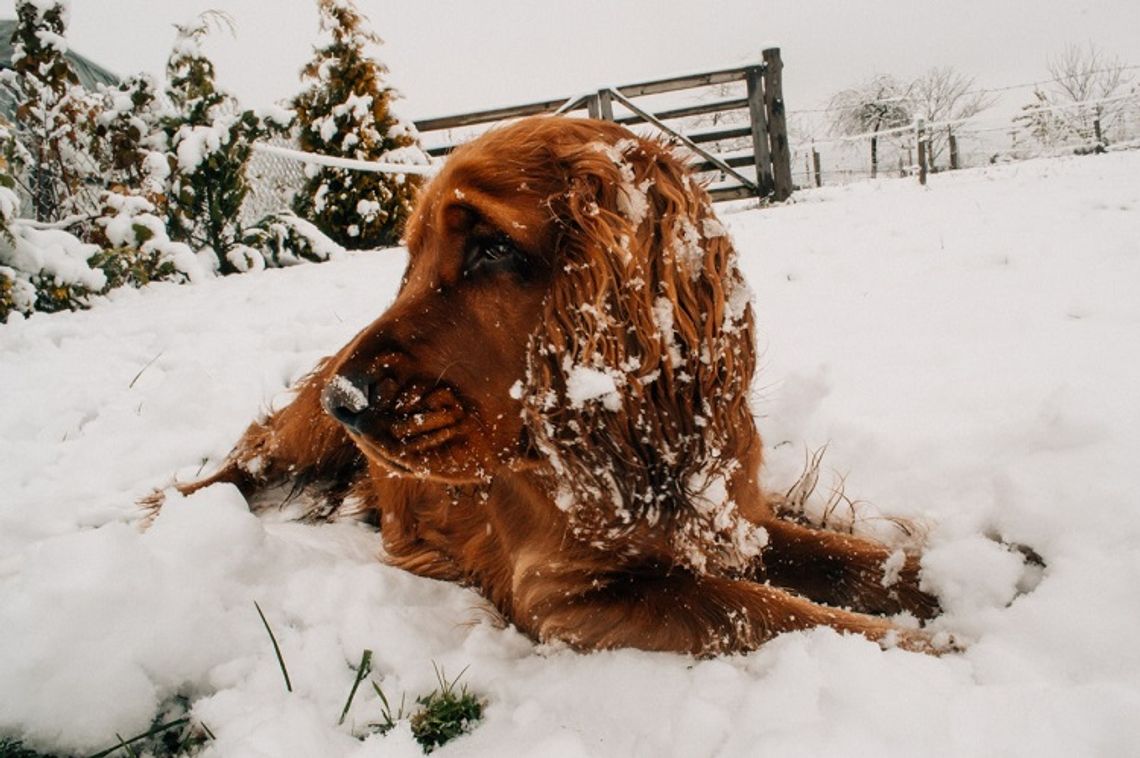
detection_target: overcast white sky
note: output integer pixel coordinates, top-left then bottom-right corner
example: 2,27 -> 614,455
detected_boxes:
5,0 -> 1139,131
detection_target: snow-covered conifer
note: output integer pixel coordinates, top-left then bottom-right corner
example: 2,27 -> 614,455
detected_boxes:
162,12 -> 290,273
292,0 -> 426,249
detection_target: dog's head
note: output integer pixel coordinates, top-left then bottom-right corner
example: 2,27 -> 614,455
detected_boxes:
323,116 -> 758,552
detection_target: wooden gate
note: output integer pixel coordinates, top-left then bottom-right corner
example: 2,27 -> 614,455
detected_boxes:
412,48 -> 794,202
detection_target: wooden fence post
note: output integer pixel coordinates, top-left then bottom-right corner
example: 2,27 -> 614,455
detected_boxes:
762,47 -> 793,201
916,119 -> 927,186
948,128 -> 959,170
745,64 -> 774,198
597,89 -> 614,120
812,146 -> 821,187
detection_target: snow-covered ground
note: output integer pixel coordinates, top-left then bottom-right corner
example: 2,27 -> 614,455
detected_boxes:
3,152 -> 1140,757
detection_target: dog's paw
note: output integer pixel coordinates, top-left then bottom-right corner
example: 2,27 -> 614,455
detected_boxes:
135,487 -> 169,529
880,626 -> 963,656
984,531 -> 1047,600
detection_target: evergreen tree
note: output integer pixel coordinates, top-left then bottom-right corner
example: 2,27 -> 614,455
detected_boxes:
163,12 -> 290,274
292,0 -> 425,249
0,0 -> 101,222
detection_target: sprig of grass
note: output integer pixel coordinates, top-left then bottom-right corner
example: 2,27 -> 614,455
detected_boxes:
338,649 -> 373,725
365,662 -> 484,752
369,681 -> 406,736
254,601 -> 293,692
409,664 -> 484,753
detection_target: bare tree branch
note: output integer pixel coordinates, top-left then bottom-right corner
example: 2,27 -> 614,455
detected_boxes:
827,75 -> 912,177
909,67 -> 995,168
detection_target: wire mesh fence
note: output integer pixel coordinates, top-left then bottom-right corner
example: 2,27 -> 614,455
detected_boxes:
242,135 -> 310,225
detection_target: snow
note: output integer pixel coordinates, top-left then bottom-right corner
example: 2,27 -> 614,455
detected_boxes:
3,152 -> 1140,756
594,139 -> 652,228
255,103 -> 295,129
652,295 -> 683,366
33,29 -> 67,54
328,374 -> 368,413
176,122 -> 227,173
356,198 -> 381,222
564,363 -> 620,409
0,186 -> 19,224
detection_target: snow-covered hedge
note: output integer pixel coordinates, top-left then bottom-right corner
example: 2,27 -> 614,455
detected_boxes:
0,3 -> 362,323
0,194 -> 348,322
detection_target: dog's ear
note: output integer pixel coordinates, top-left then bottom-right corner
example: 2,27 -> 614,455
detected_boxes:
523,133 -> 762,568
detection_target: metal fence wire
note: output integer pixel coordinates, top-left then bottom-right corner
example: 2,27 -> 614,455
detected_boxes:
242,135 -> 309,225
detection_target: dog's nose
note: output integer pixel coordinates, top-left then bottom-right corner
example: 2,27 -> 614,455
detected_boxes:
321,374 -> 373,429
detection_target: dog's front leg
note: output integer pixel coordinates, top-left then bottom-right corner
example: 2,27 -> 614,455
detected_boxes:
759,518 -> 940,620
514,569 -> 943,655
164,357 -> 363,503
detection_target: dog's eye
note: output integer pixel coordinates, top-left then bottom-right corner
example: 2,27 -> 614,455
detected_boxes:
465,235 -> 521,276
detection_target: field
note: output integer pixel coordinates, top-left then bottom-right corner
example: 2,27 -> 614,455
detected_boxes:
3,151 -> 1139,757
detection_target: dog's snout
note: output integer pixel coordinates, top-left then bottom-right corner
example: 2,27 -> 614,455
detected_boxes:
321,374 -> 373,429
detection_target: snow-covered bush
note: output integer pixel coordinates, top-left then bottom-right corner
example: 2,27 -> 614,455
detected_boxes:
243,211 -> 346,267
0,0 -> 102,223
0,207 -> 108,322
90,191 -> 206,290
0,135 -> 110,322
163,13 -> 292,273
292,0 -> 427,249
0,163 -> 35,320
92,73 -> 173,203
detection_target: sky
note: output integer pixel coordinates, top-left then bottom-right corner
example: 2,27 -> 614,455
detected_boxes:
4,0 -> 1139,138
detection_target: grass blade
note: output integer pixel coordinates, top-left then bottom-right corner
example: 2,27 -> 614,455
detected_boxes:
85,718 -> 189,758
128,351 -> 163,389
338,649 -> 373,725
254,601 -> 293,692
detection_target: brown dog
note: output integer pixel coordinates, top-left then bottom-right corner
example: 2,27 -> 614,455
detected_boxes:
174,116 -> 942,654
